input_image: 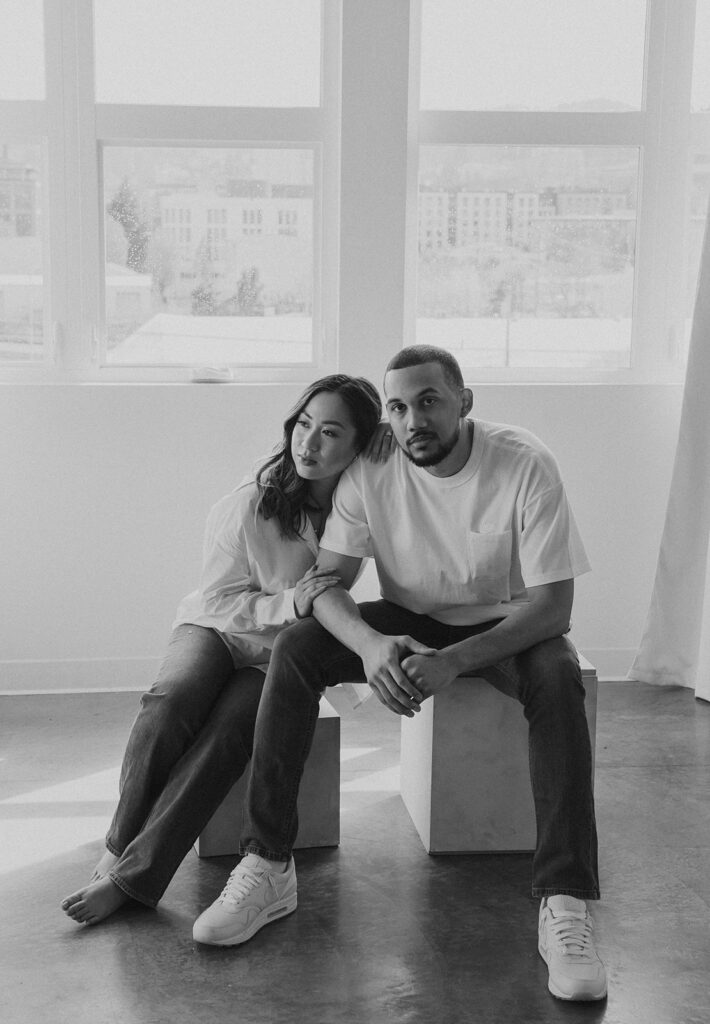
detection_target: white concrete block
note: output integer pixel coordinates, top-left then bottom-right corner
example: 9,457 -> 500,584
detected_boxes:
400,657 -> 597,854
195,697 -> 340,857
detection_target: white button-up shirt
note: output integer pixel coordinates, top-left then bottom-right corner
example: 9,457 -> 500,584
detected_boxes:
173,478 -> 319,666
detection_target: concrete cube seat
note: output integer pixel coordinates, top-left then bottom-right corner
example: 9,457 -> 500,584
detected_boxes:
400,654 -> 598,854
195,696 -> 340,857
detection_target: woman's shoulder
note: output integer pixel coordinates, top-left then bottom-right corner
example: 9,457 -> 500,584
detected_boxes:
206,476 -> 261,538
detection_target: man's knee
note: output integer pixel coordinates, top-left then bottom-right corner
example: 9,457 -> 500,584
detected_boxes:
271,617 -> 330,663
269,617 -> 358,694
517,636 -> 584,705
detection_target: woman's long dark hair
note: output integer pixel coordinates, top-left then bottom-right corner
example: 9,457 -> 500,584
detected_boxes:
255,374 -> 382,538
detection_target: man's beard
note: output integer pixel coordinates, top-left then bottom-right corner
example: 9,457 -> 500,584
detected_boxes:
402,425 -> 460,468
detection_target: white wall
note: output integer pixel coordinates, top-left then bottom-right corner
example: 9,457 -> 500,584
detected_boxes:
0,381 -> 682,690
0,1 -> 687,689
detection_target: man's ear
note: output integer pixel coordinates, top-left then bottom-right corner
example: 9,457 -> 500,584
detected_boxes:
460,387 -> 473,417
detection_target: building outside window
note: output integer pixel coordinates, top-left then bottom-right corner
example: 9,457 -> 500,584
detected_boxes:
415,0 -> 710,380
0,0 -> 330,380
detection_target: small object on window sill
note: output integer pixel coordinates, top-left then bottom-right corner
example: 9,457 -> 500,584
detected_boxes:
190,366 -> 234,383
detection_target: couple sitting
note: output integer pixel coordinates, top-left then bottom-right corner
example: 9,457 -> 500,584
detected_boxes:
62,345 -> 606,1002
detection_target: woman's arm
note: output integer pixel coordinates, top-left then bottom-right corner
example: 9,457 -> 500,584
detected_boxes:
199,543 -> 340,634
198,534 -> 301,633
195,498 -> 338,634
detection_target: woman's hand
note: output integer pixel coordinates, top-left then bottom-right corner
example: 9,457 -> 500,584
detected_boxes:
362,421 -> 397,463
294,565 -> 342,619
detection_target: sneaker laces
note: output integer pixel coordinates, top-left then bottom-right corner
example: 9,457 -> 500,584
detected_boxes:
218,864 -> 268,906
547,908 -> 595,960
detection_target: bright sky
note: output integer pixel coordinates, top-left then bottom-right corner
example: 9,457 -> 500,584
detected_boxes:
0,0 -> 709,110
421,0 -> 710,112
0,0 -> 44,98
93,0 -> 321,106
0,0 -> 321,106
420,0 -> 647,110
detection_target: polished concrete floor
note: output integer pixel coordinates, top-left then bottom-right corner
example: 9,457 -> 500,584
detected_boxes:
1,681 -> 709,1024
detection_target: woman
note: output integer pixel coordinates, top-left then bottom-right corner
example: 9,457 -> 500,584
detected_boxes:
61,374 -> 383,925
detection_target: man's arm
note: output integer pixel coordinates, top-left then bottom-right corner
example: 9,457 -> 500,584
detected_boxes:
312,548 -> 433,717
401,579 -> 574,699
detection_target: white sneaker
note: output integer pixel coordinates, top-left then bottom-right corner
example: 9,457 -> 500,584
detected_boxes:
192,854 -> 297,946
538,895 -> 607,1001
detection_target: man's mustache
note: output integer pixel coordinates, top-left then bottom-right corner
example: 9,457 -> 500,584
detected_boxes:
407,431 -> 436,446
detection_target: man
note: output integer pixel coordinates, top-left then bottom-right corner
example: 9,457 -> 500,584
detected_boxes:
193,345 -> 606,1002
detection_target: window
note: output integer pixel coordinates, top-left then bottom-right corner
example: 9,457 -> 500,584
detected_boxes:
102,147 -> 314,365
0,1 -> 46,364
419,0 -> 647,112
0,142 -> 44,362
417,146 -> 638,368
0,0 -> 335,381
414,0 -> 706,381
1,0 -> 708,383
0,0 -> 44,101
93,0 -> 321,108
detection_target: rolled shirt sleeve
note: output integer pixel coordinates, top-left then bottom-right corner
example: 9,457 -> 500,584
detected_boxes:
518,483 -> 591,588
173,481 -> 317,644
198,531 -> 298,633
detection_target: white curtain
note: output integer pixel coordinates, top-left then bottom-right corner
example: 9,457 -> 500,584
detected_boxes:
629,208 -> 710,702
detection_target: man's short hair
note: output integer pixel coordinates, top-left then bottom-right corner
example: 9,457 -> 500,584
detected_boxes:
385,345 -> 464,392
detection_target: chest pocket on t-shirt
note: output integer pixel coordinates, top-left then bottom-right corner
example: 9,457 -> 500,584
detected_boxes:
467,530 -> 512,603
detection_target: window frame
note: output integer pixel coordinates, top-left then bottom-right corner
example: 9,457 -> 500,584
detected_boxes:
0,0 -> 707,385
0,0 -> 341,383
409,0 -> 699,384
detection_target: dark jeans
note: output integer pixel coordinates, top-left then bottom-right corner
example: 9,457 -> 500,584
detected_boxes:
105,624 -> 265,907
240,600 -> 600,900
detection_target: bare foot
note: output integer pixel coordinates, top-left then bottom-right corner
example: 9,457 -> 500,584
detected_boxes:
61,876 -> 129,925
91,849 -> 120,882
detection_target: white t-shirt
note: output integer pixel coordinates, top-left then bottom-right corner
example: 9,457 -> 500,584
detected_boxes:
320,419 -> 591,626
173,479 -> 317,666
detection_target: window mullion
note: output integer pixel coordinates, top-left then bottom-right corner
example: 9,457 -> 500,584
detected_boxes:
74,0 -> 101,373
633,0 -> 695,379
96,105 -> 322,143
43,0 -> 69,374
338,0 -> 414,381
403,0 -> 422,349
46,0 -> 99,375
317,0 -> 341,371
77,0 -> 102,373
419,111 -> 645,148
